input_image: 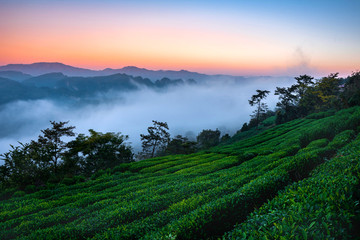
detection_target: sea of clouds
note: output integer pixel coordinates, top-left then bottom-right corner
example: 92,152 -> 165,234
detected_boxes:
0,77 -> 295,164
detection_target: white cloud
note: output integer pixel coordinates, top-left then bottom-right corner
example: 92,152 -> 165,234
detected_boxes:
0,77 -> 294,163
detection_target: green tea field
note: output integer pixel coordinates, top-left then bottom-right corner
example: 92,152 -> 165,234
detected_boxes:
2,107 -> 360,239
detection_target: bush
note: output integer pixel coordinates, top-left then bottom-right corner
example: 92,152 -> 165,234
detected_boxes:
90,169 -> 110,180
74,175 -> 86,183
305,109 -> 336,119
262,116 -> 276,126
47,175 -> 61,184
328,130 -> 355,150
24,184 -> 37,193
111,163 -> 131,174
12,190 -> 25,198
225,136 -> 360,240
61,177 -> 76,186
0,187 -> 17,200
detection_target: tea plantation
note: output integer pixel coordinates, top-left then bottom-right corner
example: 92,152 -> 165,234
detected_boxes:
1,107 -> 360,239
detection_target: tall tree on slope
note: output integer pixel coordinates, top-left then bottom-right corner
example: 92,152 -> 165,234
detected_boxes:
249,89 -> 270,128
140,120 -> 170,159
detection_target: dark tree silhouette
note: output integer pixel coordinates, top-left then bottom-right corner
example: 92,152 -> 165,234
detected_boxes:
249,89 -> 270,128
294,74 -> 315,99
341,71 -> 360,107
140,120 -> 170,159
65,129 -> 133,176
164,135 -> 197,155
35,121 -> 75,174
197,129 -> 221,149
0,121 -> 75,187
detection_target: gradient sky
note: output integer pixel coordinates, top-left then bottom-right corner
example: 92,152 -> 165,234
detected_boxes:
1,0 -> 359,76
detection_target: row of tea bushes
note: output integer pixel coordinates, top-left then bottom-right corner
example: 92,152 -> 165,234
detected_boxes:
224,135 -> 360,240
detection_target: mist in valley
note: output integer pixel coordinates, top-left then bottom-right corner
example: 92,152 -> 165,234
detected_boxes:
0,77 -> 294,162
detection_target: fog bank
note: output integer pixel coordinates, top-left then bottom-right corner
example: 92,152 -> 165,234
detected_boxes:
0,77 -> 294,161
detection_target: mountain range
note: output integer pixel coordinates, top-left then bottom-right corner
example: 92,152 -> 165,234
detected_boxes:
0,63 -> 201,106
0,62 -> 212,81
0,73 -> 193,105
0,62 -> 292,106
0,62 -> 289,83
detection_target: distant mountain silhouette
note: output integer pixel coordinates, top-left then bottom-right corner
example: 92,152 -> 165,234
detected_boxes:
102,66 -> 209,81
0,71 -> 195,105
0,62 -> 96,77
0,77 -> 49,104
0,62 -> 221,81
23,72 -> 67,88
0,62 -> 292,87
0,71 -> 33,82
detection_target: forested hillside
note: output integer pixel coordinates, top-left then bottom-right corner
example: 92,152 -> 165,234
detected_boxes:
1,106 -> 360,239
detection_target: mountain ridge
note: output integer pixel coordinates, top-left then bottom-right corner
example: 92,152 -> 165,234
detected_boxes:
0,62 -> 279,82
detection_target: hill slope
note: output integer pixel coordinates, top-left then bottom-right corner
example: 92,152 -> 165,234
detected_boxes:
1,107 -> 360,239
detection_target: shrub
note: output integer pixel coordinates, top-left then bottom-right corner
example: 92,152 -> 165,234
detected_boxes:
328,130 -> 355,151
111,163 -> 131,173
262,116 -> 276,126
61,177 -> 76,186
224,136 -> 360,240
74,175 -> 86,183
0,187 -> 17,200
24,184 -> 37,193
305,109 -> 336,119
12,190 -> 25,198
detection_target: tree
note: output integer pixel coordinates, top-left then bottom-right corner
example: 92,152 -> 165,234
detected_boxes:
220,133 -> 231,142
240,122 -> 249,132
274,86 -> 297,111
294,74 -> 315,99
36,121 -> 75,174
274,75 -> 316,123
65,129 -> 133,176
311,73 -> 341,111
341,71 -> 360,107
274,84 -> 300,124
197,129 -> 221,149
0,121 -> 75,187
164,135 -> 197,155
249,89 -> 270,128
140,120 -> 170,159
0,143 -> 37,188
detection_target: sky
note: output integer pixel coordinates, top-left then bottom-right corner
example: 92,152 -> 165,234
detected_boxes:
0,0 -> 359,76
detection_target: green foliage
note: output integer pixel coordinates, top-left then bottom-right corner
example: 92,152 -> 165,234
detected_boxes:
197,129 -> 221,149
65,129 -> 133,176
1,107 -> 360,239
0,142 -> 40,188
24,185 -> 37,194
249,89 -> 270,128
164,135 -> 197,155
313,73 -> 342,110
140,120 -> 170,159
12,190 -> 25,198
305,109 -> 336,119
36,120 -> 76,174
342,71 -> 360,107
1,122 -> 133,189
327,129 -> 355,150
299,107 -> 360,147
274,73 -> 347,124
0,121 -> 75,188
61,177 -> 76,186
262,115 -> 276,126
224,135 -> 360,240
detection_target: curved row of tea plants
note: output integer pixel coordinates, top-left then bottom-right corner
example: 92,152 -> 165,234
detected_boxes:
225,134 -> 360,239
0,106 -> 360,239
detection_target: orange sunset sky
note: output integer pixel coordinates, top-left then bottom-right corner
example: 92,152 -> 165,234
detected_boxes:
1,0 -> 359,77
